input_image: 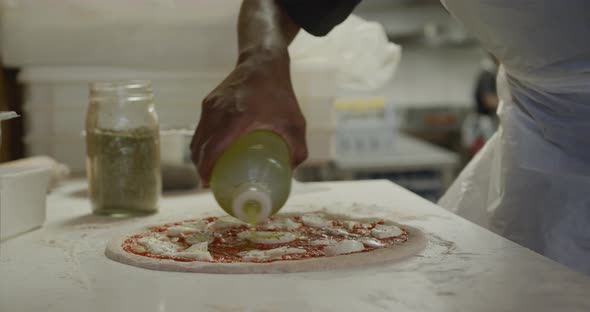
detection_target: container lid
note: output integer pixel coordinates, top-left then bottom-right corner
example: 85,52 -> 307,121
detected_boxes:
0,112 -> 19,145
0,111 -> 19,121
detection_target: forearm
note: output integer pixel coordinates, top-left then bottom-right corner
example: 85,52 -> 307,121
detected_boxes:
237,0 -> 300,63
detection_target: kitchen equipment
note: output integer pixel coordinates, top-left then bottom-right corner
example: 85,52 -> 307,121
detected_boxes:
0,163 -> 51,240
0,112 -> 51,240
160,128 -> 199,191
86,81 -> 160,216
335,97 -> 397,158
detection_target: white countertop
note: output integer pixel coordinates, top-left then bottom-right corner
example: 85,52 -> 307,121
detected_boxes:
2,180 -> 589,312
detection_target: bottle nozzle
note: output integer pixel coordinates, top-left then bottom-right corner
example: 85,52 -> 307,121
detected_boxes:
243,200 -> 262,225
232,183 -> 272,224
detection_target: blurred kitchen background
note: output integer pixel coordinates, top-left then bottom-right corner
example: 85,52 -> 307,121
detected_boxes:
0,0 -> 498,202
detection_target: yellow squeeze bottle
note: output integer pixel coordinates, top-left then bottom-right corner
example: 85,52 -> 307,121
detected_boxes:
210,130 -> 292,224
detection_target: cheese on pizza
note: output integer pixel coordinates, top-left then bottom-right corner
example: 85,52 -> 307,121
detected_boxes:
120,213 -> 409,264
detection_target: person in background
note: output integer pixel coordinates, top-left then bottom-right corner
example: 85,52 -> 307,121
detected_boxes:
462,54 -> 499,158
192,0 -> 590,275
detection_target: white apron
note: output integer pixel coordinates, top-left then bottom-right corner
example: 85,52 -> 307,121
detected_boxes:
439,0 -> 590,274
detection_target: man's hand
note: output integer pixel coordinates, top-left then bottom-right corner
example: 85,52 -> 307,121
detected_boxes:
191,0 -> 306,186
191,48 -> 307,186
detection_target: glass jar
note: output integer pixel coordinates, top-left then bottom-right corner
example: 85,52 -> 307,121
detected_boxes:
86,81 -> 161,216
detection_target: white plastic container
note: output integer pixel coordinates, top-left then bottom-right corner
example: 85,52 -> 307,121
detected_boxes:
0,165 -> 51,240
305,129 -> 336,165
334,95 -> 397,158
0,112 -> 50,241
291,60 -> 337,131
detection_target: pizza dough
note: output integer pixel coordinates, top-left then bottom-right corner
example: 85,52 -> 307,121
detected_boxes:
105,212 -> 427,274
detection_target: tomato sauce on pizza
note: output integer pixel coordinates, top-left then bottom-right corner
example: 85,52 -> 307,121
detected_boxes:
120,213 -> 409,264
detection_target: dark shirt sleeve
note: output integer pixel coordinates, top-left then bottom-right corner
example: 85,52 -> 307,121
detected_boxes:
277,0 -> 361,36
